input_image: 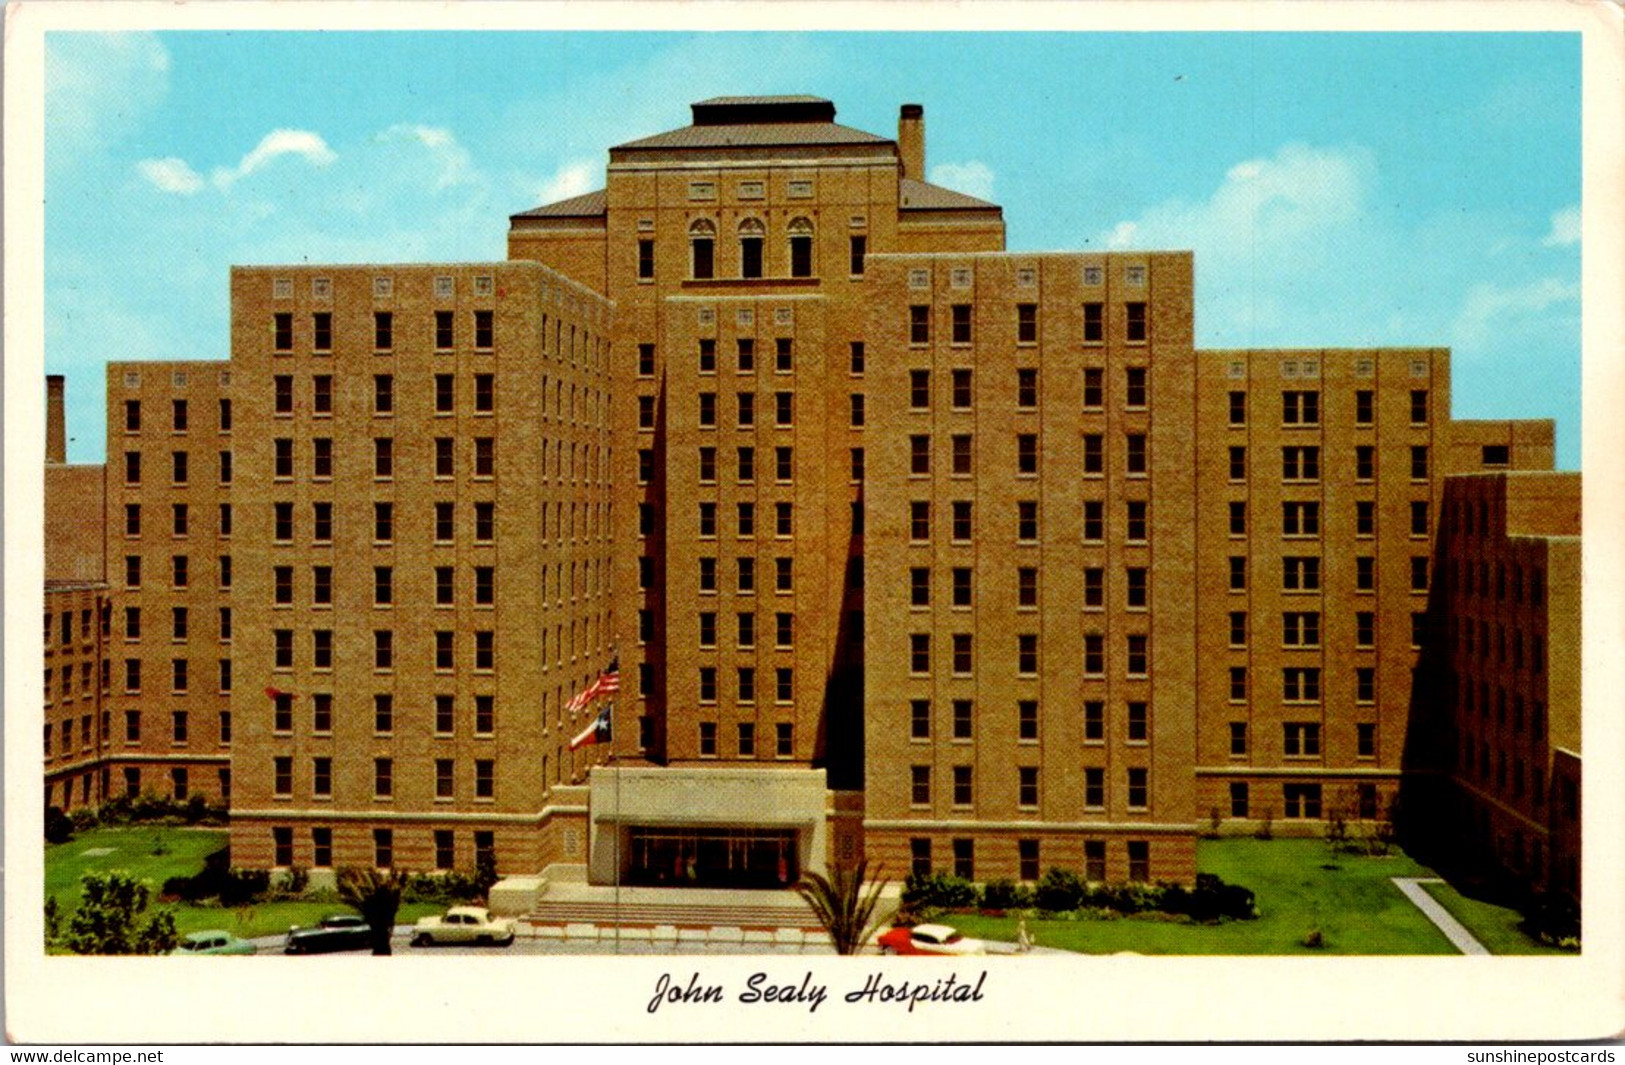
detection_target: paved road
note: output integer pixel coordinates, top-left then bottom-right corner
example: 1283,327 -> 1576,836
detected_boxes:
252,927 -> 1044,957
1391,877 -> 1490,955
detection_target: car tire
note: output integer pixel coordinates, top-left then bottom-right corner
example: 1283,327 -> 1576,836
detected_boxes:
411,933 -> 430,948
880,945 -> 895,955
477,934 -> 492,946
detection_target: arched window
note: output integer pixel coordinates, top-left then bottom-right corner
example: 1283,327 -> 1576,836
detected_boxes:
689,219 -> 716,280
787,217 -> 814,278
738,218 -> 766,279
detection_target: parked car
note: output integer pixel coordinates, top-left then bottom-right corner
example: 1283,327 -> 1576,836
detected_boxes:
172,930 -> 257,956
284,913 -> 373,955
876,923 -> 986,956
410,906 -> 516,947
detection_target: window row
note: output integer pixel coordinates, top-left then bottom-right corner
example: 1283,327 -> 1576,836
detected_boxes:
272,756 -> 495,800
1225,389 -> 1430,428
122,398 -> 232,435
270,564 -> 498,608
1456,682 -> 1547,740
907,301 -> 1147,346
269,629 -> 494,672
268,825 -> 495,872
115,656 -> 231,695
908,697 -> 1151,745
690,611 -> 796,650
685,217 -> 821,280
1448,557 -> 1547,607
121,554 -> 230,590
1452,617 -> 1547,673
269,437 -> 497,480
694,720 -> 796,758
909,836 -> 1154,884
1224,666 -> 1382,706
272,373 -> 497,417
695,666 -> 796,704
1225,556 -> 1430,594
1224,782 -> 1380,821
906,499 -> 1154,545
119,450 -> 232,486
272,310 -> 495,353
118,605 -> 232,643
907,632 -> 1150,679
267,690 -> 496,738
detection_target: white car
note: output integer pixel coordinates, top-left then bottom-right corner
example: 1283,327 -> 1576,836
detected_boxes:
410,906 -> 517,947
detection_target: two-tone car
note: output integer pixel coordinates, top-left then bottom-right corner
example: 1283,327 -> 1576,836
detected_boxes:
875,923 -> 987,956
284,913 -> 373,954
409,906 -> 516,947
172,930 -> 257,956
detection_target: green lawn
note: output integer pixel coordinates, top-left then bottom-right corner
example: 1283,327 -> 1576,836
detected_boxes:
46,827 -> 439,942
948,839 -> 1463,955
1419,880 -> 1569,956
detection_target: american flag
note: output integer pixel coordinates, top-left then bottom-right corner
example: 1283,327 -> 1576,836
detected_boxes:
566,656 -> 619,715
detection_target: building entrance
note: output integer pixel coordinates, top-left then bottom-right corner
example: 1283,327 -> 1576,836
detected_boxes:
626,826 -> 798,889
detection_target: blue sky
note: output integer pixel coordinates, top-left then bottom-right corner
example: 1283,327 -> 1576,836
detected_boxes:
44,31 -> 1581,466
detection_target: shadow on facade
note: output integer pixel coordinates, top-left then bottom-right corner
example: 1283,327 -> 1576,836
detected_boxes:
816,491 -> 865,791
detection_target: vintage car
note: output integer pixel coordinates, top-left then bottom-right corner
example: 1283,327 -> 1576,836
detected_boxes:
875,923 -> 987,956
410,906 -> 516,947
284,913 -> 373,954
172,930 -> 257,956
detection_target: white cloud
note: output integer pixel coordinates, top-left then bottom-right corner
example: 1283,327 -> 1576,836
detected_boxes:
533,160 -> 597,206
1541,204 -> 1580,247
46,33 -> 171,163
211,130 -> 337,190
929,160 -> 996,202
1102,142 -> 1372,252
378,124 -> 477,190
1452,277 -> 1579,349
135,157 -> 203,195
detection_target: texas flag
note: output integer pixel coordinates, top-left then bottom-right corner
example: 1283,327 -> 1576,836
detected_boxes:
569,703 -> 613,752
264,686 -> 296,700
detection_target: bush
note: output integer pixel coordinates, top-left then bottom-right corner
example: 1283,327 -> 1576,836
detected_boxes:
162,850 -> 270,907
980,879 -> 1034,910
1523,891 -> 1580,947
45,806 -> 74,844
1301,927 -> 1325,949
1256,806 -> 1275,841
1163,873 -> 1257,921
901,871 -> 978,910
403,870 -> 488,905
93,791 -> 228,828
69,808 -> 99,833
64,871 -> 179,955
1034,867 -> 1087,912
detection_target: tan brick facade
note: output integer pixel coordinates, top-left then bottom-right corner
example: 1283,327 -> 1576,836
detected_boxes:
44,95 -> 1580,894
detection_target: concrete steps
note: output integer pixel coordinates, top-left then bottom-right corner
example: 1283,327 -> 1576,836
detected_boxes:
525,899 -> 819,931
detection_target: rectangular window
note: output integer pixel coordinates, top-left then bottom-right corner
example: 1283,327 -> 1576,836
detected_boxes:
1410,445 -> 1429,481
910,305 -> 930,344
1084,702 -> 1104,743
1229,501 -> 1247,536
1083,368 -> 1104,409
1125,302 -> 1147,342
1228,391 -> 1247,426
952,766 -> 974,807
911,765 -> 931,805
1127,841 -> 1151,882
1018,767 -> 1040,808
1083,634 -> 1105,677
1282,446 -> 1321,481
436,759 -> 455,799
910,434 -> 931,475
475,438 -> 495,477
1125,366 -> 1148,409
1356,446 -> 1375,481
951,304 -> 972,344
1082,302 -> 1104,342
1127,701 -> 1149,743
1229,556 -> 1247,592
435,311 -> 454,350
638,239 -> 655,279
1410,389 -> 1429,424
312,375 -> 332,415
907,369 -> 932,412
1283,557 -> 1321,592
374,438 -> 393,478
849,234 -> 866,276
775,722 -> 793,757
1016,303 -> 1038,343
1282,390 -> 1320,425
312,312 -> 332,352
1284,722 -> 1322,757
274,313 -> 293,351
775,446 -> 793,481
1017,501 -> 1038,541
1082,434 -> 1104,474
475,310 -> 494,350
1127,634 -> 1149,677
172,450 -> 189,484
475,760 -> 494,799
1283,668 -> 1322,703
374,311 -> 393,350
1282,501 -> 1320,537
1357,556 -> 1376,592
1357,723 -> 1377,758
951,368 -> 973,409
1018,434 -> 1038,475
1124,501 -> 1144,543
1018,634 -> 1039,676
775,338 -> 793,373
1355,389 -> 1374,425
1127,768 -> 1149,811
1283,611 -> 1321,647
1284,784 -> 1322,819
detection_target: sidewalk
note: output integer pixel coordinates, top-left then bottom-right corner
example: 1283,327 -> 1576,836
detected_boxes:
1391,877 -> 1490,955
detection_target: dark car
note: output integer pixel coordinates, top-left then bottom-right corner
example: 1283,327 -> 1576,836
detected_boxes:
284,913 -> 373,954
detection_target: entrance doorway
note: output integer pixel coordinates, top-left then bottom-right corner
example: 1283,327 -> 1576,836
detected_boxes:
626,826 -> 798,889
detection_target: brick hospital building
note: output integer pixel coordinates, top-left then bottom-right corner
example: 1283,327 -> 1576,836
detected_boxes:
43,96 -> 1581,899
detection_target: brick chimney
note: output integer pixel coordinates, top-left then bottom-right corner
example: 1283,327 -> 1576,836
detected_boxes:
46,374 -> 65,464
899,103 -> 925,182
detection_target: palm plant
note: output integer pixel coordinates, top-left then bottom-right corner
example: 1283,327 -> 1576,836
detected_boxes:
794,860 -> 889,955
336,867 -> 409,955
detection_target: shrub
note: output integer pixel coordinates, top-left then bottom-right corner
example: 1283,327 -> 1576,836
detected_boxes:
64,871 -> 178,955
69,808 -> 99,833
403,870 -> 488,905
1523,891 -> 1580,947
45,806 -> 74,844
475,850 -> 500,895
980,879 -> 1034,910
901,871 -> 977,910
1256,806 -> 1275,841
1034,867 -> 1087,912
1301,928 -> 1325,949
